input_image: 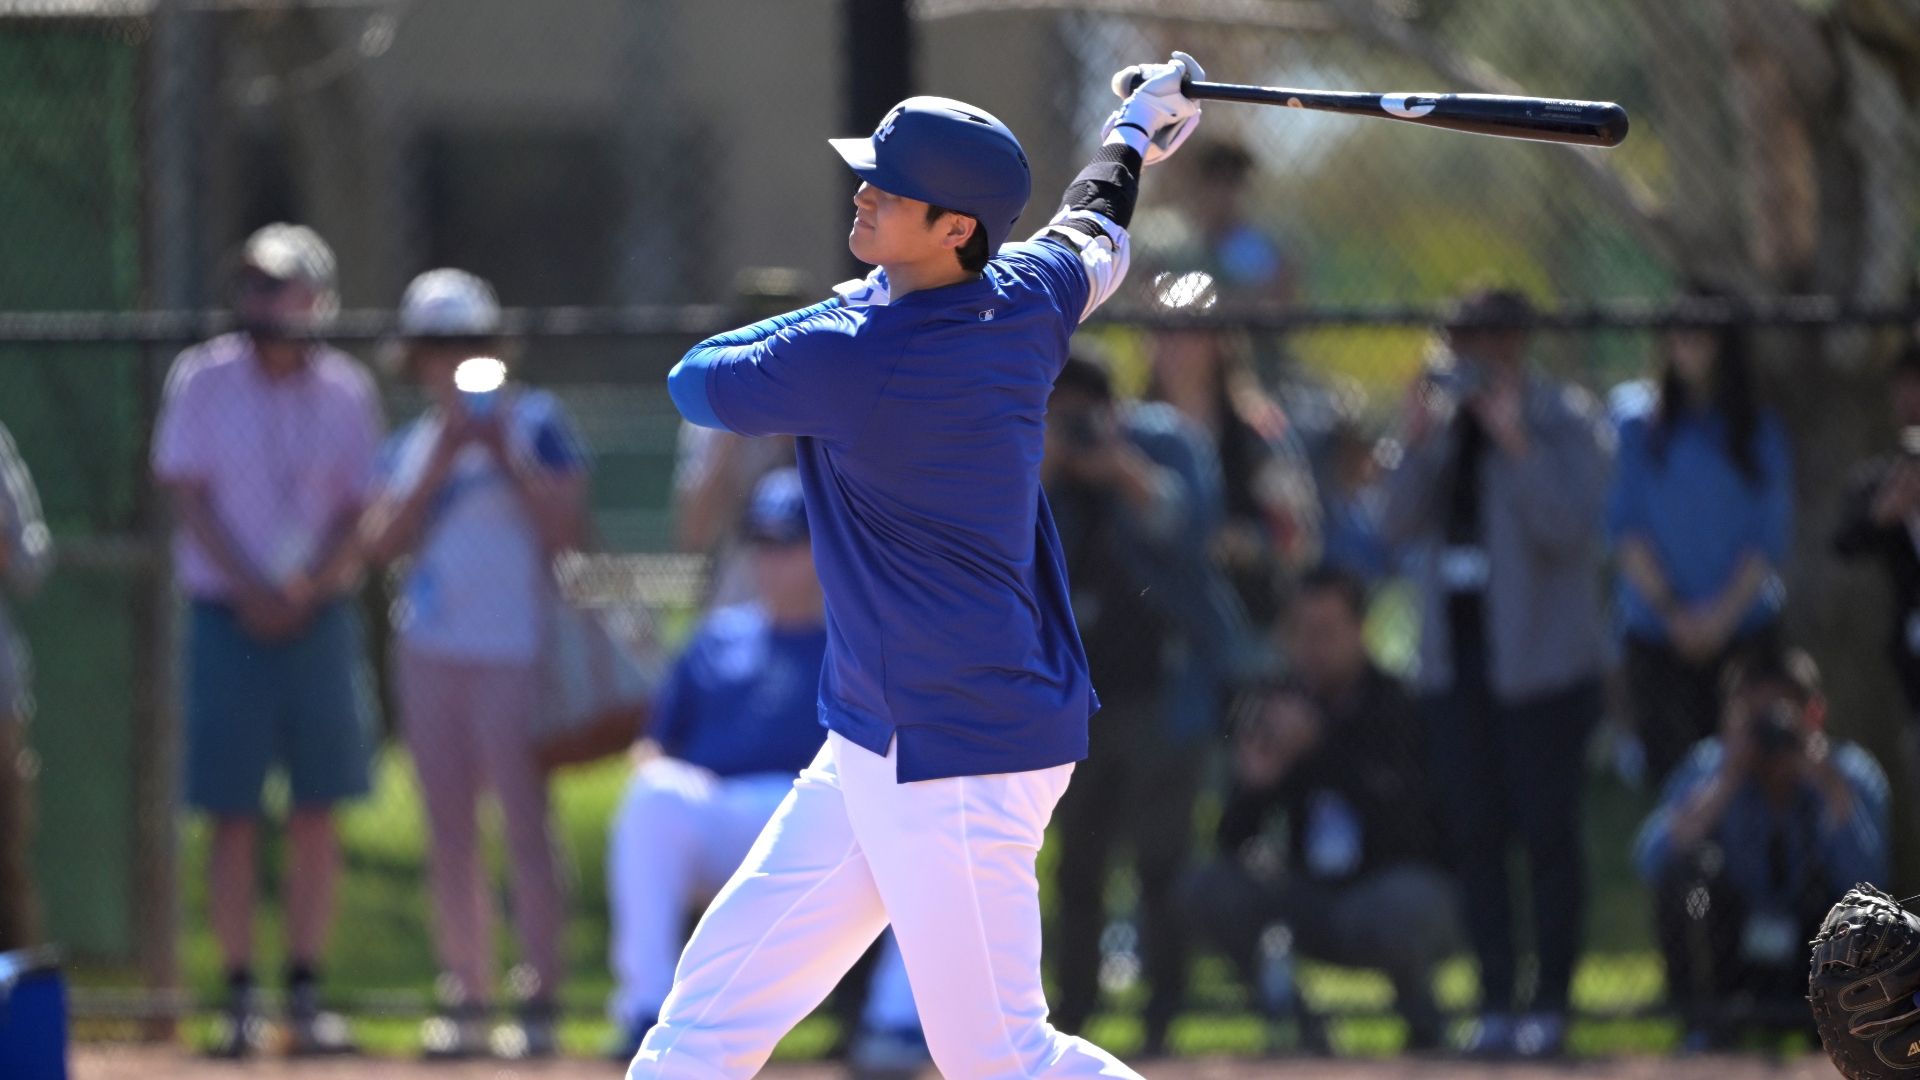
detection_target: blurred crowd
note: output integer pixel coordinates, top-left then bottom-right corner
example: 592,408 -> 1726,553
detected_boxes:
0,137 -> 1916,1068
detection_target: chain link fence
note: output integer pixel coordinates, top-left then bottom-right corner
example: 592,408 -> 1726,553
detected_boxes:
1,0 -> 1918,1066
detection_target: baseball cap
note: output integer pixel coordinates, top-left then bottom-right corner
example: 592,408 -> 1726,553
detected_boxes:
830,96 -> 1032,254
399,268 -> 501,338
742,469 -> 808,546
242,223 -> 336,291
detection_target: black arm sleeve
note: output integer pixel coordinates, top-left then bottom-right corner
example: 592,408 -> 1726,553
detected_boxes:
1051,143 -> 1144,234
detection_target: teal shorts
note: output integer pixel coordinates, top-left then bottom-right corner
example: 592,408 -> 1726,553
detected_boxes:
183,600 -> 375,816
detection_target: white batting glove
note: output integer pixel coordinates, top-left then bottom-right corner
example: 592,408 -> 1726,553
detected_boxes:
1101,50 -> 1205,167
833,268 -> 890,308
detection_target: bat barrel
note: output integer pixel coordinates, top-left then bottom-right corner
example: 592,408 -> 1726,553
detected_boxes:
1119,73 -> 1628,148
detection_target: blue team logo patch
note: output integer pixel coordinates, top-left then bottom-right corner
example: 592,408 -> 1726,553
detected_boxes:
978,308 -> 996,322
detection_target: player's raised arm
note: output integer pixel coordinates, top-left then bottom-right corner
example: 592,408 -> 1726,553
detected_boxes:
1031,50 -> 1205,320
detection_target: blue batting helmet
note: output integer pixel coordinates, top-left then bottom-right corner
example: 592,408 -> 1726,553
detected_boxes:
830,96 -> 1032,255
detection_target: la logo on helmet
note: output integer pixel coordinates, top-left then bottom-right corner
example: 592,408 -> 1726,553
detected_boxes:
876,105 -> 904,143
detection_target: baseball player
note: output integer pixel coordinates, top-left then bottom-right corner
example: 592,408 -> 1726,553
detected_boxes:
635,51 -> 1207,1079
605,469 -> 921,1065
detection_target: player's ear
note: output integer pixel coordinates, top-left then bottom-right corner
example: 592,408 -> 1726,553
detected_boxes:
939,212 -> 977,251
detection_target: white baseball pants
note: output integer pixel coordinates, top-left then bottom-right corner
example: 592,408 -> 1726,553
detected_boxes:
627,732 -> 1140,1079
607,757 -> 919,1034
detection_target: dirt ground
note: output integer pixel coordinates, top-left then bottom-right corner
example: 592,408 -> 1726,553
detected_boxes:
72,1044 -> 1841,1079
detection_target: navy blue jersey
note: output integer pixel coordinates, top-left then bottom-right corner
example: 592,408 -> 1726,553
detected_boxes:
652,604 -> 830,778
669,239 -> 1098,781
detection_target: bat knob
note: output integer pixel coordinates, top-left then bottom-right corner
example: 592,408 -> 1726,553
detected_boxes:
1117,68 -> 1193,98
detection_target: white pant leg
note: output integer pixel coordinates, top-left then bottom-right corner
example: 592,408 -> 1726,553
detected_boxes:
608,758 -> 727,1028
859,929 -> 921,1032
629,741 -> 889,1078
693,773 -> 804,896
833,732 -> 1141,1079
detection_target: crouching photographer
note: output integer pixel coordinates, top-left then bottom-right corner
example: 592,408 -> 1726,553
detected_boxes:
1632,647 -> 1891,1049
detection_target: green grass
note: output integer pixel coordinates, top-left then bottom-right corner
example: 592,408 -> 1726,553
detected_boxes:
79,743 -> 1684,1059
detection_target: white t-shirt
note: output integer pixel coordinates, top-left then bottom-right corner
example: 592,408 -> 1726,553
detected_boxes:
376,389 -> 589,663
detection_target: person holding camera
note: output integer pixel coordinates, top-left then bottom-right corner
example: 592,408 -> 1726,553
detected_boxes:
1380,287 -> 1612,1059
361,268 -> 590,1059
1041,350 -> 1251,1056
1834,342 -> 1920,729
1609,285 -> 1793,788
1633,647 -> 1888,1048
1186,567 -> 1457,1054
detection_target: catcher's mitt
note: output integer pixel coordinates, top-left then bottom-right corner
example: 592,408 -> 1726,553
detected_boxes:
1810,883 -> 1920,1078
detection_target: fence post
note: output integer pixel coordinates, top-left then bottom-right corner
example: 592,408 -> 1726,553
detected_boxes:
132,0 -> 208,1039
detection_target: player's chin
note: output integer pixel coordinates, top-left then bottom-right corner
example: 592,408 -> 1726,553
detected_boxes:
847,226 -> 875,262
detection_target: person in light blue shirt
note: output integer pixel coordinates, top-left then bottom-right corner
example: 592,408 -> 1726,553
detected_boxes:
635,54 -> 1209,1080
1633,647 -> 1888,1047
1608,286 -> 1794,785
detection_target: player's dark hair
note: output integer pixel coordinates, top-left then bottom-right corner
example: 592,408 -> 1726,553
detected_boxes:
1652,282 -> 1763,485
926,204 -> 990,274
1723,644 -> 1821,706
1295,564 -> 1369,620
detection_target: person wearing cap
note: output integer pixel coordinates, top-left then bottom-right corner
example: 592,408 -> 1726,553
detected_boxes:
604,469 -> 921,1068
359,268 -> 590,1059
1380,286 -> 1612,1060
151,223 -> 381,1058
640,51 -> 1207,1079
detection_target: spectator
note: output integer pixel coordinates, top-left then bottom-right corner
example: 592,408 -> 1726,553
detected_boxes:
1141,140 -> 1296,309
1317,413 -> 1394,584
0,422 -> 50,953
1186,567 -> 1456,1053
1380,287 -> 1611,1059
1040,352 -> 1249,1056
1633,647 -> 1889,1047
670,269 -> 803,610
151,223 -> 380,1058
1610,287 -> 1792,786
1833,341 -> 1920,726
359,269 -> 587,1059
1146,271 -> 1321,630
604,470 -> 921,1068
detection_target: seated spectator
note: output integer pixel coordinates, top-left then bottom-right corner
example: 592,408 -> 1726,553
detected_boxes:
1610,286 -> 1792,787
1634,647 -> 1890,1048
1186,567 -> 1457,1053
604,470 -> 920,1067
360,268 -> 588,1059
